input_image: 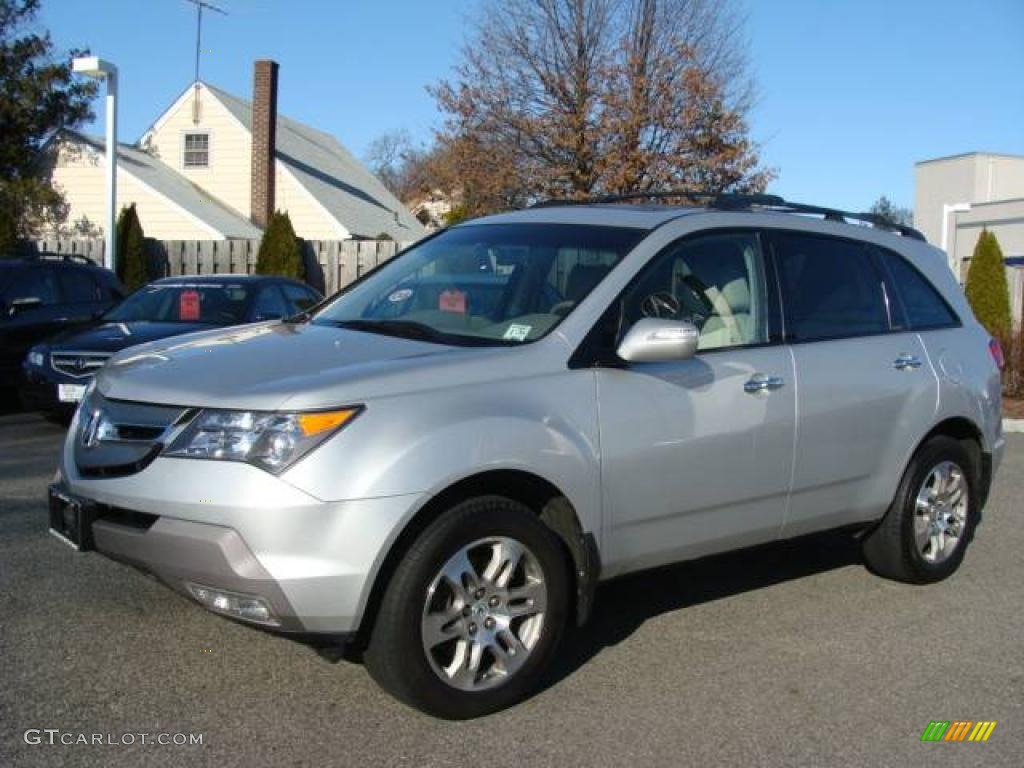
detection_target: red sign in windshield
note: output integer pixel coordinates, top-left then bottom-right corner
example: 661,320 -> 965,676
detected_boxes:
179,290 -> 200,321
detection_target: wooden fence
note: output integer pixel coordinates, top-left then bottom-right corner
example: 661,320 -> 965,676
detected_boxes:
31,238 -> 412,296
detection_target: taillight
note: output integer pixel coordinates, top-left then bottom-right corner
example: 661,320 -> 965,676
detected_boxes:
989,337 -> 1005,370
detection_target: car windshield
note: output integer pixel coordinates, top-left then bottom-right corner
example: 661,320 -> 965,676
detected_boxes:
104,282 -> 252,324
312,223 -> 645,345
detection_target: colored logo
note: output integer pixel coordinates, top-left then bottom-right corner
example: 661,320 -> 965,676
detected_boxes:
921,721 -> 997,742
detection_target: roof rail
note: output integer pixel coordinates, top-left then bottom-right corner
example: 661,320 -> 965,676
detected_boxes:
530,190 -> 927,241
25,251 -> 100,266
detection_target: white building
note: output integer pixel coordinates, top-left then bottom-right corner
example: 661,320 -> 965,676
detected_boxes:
914,152 -> 1024,280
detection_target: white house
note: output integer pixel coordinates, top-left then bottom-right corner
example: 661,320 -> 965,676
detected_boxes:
43,60 -> 425,243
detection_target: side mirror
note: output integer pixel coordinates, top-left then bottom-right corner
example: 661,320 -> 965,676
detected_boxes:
9,296 -> 42,316
617,318 -> 700,363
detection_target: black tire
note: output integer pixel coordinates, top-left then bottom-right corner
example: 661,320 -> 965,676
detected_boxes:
364,495 -> 570,719
862,436 -> 978,584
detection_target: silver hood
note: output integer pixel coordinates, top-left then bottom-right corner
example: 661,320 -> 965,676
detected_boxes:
95,321 -> 557,411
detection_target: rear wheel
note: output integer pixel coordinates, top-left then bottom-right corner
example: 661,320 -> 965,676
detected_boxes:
862,436 -> 977,583
364,496 -> 569,719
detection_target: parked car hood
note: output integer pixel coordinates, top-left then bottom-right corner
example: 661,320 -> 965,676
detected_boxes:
46,321 -> 220,354
95,321 -> 554,411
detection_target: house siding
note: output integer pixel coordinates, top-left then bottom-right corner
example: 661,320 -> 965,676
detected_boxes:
145,85 -> 253,221
48,140 -> 216,240
142,84 -> 348,240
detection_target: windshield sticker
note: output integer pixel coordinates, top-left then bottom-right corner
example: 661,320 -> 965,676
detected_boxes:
388,288 -> 413,303
179,290 -> 201,321
439,289 -> 467,314
503,323 -> 532,342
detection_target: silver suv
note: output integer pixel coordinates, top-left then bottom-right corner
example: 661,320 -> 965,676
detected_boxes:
50,195 -> 1005,719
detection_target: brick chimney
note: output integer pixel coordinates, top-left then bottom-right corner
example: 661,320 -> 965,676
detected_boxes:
250,60 -> 279,229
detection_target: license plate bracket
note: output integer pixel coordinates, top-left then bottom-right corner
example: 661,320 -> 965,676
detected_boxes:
48,486 -> 95,551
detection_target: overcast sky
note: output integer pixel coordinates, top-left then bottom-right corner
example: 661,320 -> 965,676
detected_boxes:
40,0 -> 1024,212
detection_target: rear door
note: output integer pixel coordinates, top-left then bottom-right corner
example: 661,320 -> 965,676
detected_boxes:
768,229 -> 938,536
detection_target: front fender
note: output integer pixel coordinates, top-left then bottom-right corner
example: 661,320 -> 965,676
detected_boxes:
282,371 -> 603,537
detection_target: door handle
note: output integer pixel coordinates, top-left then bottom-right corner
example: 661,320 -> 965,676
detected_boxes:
893,355 -> 923,371
744,374 -> 784,394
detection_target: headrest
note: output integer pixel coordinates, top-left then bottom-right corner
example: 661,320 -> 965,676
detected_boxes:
719,277 -> 751,314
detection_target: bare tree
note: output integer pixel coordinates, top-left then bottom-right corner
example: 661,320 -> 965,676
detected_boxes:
431,0 -> 772,216
364,130 -> 435,203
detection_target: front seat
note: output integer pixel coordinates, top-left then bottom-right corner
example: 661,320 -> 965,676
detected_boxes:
552,263 -> 610,315
699,277 -> 752,350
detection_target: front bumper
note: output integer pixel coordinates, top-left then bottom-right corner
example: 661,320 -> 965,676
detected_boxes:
56,432 -> 424,636
21,366 -> 87,413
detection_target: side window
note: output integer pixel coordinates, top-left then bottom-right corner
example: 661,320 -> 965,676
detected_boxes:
251,285 -> 290,320
879,249 -> 959,330
620,231 -> 769,351
7,267 -> 60,306
773,232 -> 889,342
281,283 -> 319,313
58,269 -> 101,303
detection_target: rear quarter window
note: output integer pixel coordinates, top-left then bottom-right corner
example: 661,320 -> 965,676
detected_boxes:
878,249 -> 959,330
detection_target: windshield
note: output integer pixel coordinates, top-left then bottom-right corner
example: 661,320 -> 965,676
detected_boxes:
105,282 -> 252,324
312,224 -> 645,345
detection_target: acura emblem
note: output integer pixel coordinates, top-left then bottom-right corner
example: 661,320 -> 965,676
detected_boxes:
73,357 -> 87,371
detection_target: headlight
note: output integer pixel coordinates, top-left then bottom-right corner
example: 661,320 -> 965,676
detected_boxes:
27,349 -> 45,367
165,407 -> 361,473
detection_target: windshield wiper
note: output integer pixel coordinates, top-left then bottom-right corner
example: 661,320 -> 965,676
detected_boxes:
330,318 -> 450,343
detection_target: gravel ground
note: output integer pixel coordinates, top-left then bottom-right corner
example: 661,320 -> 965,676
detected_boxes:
1,410 -> 1022,768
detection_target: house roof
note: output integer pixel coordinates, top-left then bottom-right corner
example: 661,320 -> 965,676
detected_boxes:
204,84 -> 425,241
61,129 -> 263,239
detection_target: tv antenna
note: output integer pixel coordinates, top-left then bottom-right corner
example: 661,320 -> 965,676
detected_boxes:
184,0 -> 228,123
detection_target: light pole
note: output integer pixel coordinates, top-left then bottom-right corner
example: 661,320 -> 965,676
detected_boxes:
72,56 -> 119,273
941,202 -> 971,281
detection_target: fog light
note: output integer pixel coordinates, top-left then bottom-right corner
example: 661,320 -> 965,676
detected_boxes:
186,583 -> 279,626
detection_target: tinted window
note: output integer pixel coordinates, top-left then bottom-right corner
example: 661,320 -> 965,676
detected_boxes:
773,232 -> 888,341
251,285 -> 290,320
619,231 -> 769,351
281,283 -> 319,312
5,267 -> 60,306
881,250 -> 958,329
58,269 -> 100,303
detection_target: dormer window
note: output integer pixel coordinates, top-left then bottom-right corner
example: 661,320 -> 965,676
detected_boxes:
183,132 -> 210,168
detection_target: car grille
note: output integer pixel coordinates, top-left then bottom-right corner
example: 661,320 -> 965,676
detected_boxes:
75,392 -> 195,478
51,351 -> 112,379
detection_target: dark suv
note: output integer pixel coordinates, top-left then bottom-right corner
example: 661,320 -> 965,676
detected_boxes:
0,254 -> 125,399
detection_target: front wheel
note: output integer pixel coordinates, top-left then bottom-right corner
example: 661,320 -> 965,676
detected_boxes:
862,436 -> 977,584
364,496 -> 570,719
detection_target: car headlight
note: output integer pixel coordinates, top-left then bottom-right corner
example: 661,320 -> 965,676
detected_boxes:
165,407 -> 361,473
27,349 -> 46,367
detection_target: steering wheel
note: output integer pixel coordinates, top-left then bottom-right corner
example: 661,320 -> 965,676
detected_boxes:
640,291 -> 682,319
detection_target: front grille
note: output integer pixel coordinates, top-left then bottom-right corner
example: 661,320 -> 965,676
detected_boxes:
52,351 -> 112,379
75,392 -> 192,478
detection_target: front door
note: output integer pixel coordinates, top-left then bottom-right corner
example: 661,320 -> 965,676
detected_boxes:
595,230 -> 795,577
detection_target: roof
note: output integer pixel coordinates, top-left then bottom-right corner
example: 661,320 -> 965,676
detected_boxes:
153,274 -> 295,284
204,84 -> 425,241
915,151 -> 1024,166
61,129 -> 263,240
467,204 -> 702,229
470,203 -> 929,247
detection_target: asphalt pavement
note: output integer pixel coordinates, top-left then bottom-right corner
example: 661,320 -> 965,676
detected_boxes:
1,410 -> 1022,767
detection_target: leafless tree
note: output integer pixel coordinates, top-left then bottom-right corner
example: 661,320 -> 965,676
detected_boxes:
431,0 -> 773,216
